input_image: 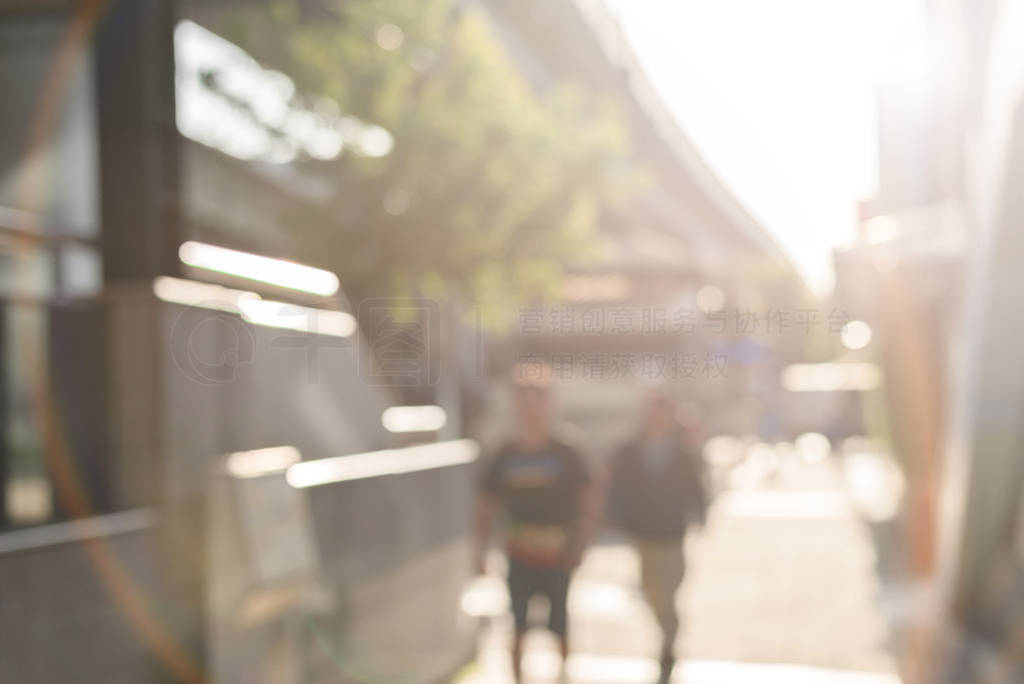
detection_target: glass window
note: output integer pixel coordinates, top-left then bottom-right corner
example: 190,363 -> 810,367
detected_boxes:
0,245 -> 54,300
0,18 -> 98,238
58,245 -> 102,298
2,303 -> 52,526
0,16 -> 102,529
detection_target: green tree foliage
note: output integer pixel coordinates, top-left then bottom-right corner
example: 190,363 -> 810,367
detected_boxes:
213,0 -> 634,313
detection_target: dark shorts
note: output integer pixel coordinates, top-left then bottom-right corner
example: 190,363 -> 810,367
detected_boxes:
507,558 -> 571,638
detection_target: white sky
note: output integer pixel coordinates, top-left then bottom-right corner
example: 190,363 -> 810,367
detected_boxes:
605,0 -> 926,293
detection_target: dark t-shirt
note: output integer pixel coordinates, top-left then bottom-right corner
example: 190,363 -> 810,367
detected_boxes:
481,438 -> 590,567
609,431 -> 708,539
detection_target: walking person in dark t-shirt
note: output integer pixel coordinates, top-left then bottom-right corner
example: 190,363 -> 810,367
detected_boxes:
608,389 -> 708,684
475,369 -> 597,682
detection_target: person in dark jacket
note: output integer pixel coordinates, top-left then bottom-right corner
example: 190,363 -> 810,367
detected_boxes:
608,389 -> 708,684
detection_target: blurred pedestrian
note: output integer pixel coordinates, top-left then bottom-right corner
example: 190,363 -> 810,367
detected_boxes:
608,389 -> 709,684
475,366 -> 598,683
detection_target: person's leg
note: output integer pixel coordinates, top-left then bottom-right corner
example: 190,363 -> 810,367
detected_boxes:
637,538 -> 685,679
658,541 -> 684,642
638,539 -> 670,634
543,566 -> 572,680
512,632 -> 525,683
660,541 -> 684,672
507,560 -> 533,682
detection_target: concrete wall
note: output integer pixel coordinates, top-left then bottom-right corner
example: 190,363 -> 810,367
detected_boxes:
305,459 -> 476,682
0,511 -> 189,684
205,446 -> 478,684
154,293 -> 475,682
1,291 -> 477,683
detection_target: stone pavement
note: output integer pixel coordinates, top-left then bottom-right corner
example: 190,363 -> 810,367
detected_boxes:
455,457 -> 902,683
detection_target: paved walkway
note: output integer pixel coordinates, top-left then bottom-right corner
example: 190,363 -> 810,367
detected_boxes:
455,457 -> 901,683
